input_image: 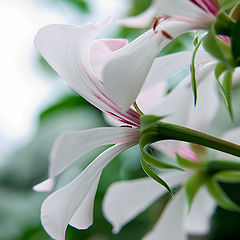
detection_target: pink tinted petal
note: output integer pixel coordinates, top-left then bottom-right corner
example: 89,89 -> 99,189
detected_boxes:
90,38 -> 128,64
177,144 -> 198,162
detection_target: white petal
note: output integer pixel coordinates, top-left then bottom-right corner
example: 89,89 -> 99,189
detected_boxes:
185,187 -> 216,235
49,127 -> 140,177
41,142 -> 136,240
142,51 -> 193,90
34,18 -> 112,111
33,178 -> 55,192
143,189 -> 187,240
153,0 -> 213,27
116,0 -> 158,28
150,77 -> 193,126
102,20 -> 196,111
69,174 -> 100,229
103,171 -> 187,233
136,81 -> 167,114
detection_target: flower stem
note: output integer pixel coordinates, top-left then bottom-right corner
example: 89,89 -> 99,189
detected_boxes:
148,121 -> 240,158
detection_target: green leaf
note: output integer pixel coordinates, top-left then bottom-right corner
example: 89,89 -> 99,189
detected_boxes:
231,17 -> 240,65
193,35 -> 199,46
177,155 -> 202,169
207,177 -> 240,212
140,115 -> 165,133
203,25 -> 233,68
220,0 -> 240,11
140,134 -> 183,170
214,170 -> 240,182
222,70 -> 234,119
206,159 -> 240,174
140,154 -> 173,196
215,12 -> 235,36
185,171 -> 206,210
215,65 -> 234,120
191,37 -> 204,105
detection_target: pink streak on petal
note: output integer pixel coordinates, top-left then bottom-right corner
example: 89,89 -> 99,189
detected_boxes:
106,111 -> 140,128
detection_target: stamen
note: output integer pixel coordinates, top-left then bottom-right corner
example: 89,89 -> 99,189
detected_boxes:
133,101 -> 144,115
152,17 -> 160,32
161,30 -> 173,39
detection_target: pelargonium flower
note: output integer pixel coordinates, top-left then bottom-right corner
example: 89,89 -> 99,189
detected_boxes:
118,0 -> 219,29
103,128 -> 240,240
33,18 -> 198,239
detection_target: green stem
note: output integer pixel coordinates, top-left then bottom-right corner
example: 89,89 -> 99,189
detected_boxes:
148,121 -> 240,158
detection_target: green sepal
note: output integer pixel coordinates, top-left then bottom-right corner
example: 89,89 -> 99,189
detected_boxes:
185,171 -> 207,210
214,170 -> 240,183
220,0 -> 240,11
222,70 -> 234,120
193,35 -> 199,46
140,154 -> 173,196
177,155 -> 202,169
207,177 -> 240,212
140,115 -> 165,133
231,17 -> 240,65
191,37 -> 204,105
140,134 -> 183,170
203,25 -> 233,68
215,12 -> 235,36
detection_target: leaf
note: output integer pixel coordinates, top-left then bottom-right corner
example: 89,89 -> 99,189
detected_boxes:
191,37 -> 204,105
214,170 -> 240,183
206,159 -> 240,174
222,70 -> 234,120
207,177 -> 240,212
140,134 -> 183,170
140,115 -> 165,133
177,155 -> 201,169
231,17 -> 240,65
184,171 -> 206,210
214,64 -> 234,120
214,12 -> 235,36
203,25 -> 233,68
220,0 -> 240,11
140,154 -> 173,196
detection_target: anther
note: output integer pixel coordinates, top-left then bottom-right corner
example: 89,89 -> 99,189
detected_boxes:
161,30 -> 173,39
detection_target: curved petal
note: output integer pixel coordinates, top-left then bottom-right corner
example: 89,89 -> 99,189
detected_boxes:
102,20 -> 197,111
185,187 -> 216,235
34,18 -> 112,112
41,142 -> 136,240
49,127 -> 140,178
116,0 -> 158,28
33,178 -> 55,192
69,174 -> 100,229
142,51 -> 193,90
150,77 -> 193,126
136,81 -> 167,114
143,189 -> 187,240
103,171 -> 187,233
153,0 -> 213,27
90,39 -> 128,64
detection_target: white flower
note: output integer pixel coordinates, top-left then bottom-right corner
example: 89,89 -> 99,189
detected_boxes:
103,128 -> 240,239
33,16 -> 198,239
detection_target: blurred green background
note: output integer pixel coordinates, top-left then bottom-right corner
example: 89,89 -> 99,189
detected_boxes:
1,0 -> 240,239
